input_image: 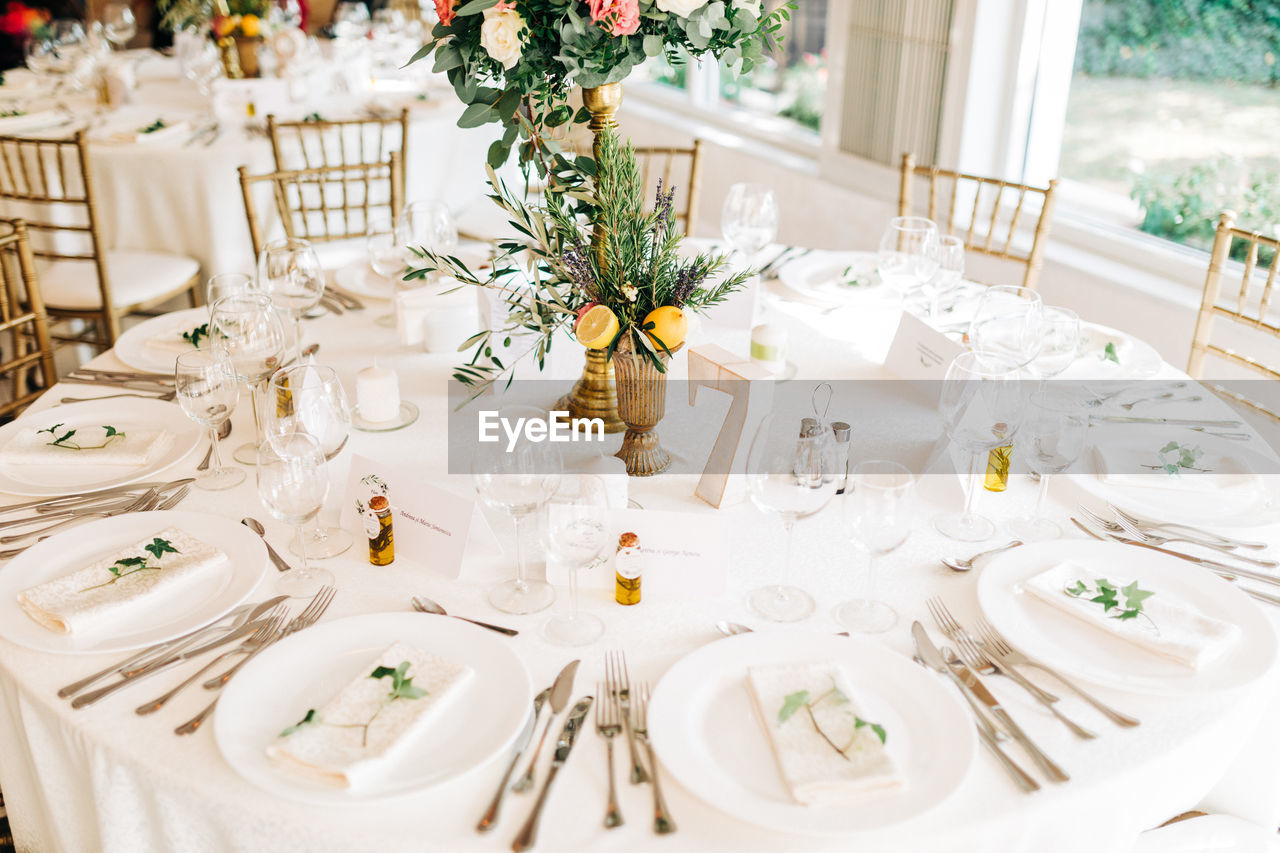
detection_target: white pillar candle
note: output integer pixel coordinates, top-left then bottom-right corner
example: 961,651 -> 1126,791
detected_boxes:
750,323 -> 788,375
583,453 -> 629,509
356,366 -> 400,423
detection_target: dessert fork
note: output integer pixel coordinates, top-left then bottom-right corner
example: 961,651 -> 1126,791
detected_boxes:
595,680 -> 624,829
605,650 -> 648,784
632,682 -> 675,834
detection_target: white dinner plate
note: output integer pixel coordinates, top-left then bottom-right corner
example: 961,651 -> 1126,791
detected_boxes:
114,306 -> 211,374
0,399 -> 201,496
777,250 -> 892,305
977,540 -> 1276,695
647,631 -> 975,837
0,510 -> 267,654
1058,322 -> 1161,381
334,261 -> 394,300
214,612 -> 533,804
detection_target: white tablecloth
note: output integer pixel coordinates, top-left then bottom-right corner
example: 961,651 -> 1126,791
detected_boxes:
0,291 -> 1278,853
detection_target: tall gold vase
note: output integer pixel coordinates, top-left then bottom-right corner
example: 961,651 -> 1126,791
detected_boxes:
612,336 -> 678,477
553,82 -> 626,434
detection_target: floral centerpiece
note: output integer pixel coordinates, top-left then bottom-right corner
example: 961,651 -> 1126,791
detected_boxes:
158,0 -> 271,77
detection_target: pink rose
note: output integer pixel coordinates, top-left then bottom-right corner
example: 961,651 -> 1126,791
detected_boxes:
494,0 -> 516,8
588,0 -> 640,36
434,0 -> 457,25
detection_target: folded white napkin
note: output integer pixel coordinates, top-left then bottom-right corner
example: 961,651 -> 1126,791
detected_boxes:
97,120 -> 190,145
0,426 -> 171,466
0,110 -> 64,134
1024,560 -> 1241,669
143,321 -> 209,356
746,662 -> 904,806
1091,440 -> 1254,495
18,527 -> 229,635
268,642 -> 473,789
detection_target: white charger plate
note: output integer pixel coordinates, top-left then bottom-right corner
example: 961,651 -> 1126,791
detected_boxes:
777,250 -> 891,305
114,306 -> 211,375
647,631 -> 975,837
1059,322 -> 1161,381
0,398 -> 201,496
334,261 -> 394,300
977,540 -> 1276,695
0,510 -> 266,653
214,612 -> 533,804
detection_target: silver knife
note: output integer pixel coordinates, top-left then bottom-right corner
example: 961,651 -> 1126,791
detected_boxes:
511,695 -> 594,853
513,659 -> 580,792
476,689 -> 548,832
911,622 -> 1039,793
1092,415 -> 1244,428
1070,518 -> 1280,588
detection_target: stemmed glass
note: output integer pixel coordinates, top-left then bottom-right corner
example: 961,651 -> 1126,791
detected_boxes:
174,350 -> 245,491
210,293 -> 287,465
332,1 -> 371,40
205,272 -> 255,318
265,364 -> 354,558
473,406 -> 561,615
367,223 -> 403,327
877,216 -> 940,298
934,351 -> 1024,541
542,475 -> 609,646
721,183 -> 779,264
1008,390 -> 1088,541
48,20 -> 87,76
835,460 -> 915,633
745,413 -> 840,622
396,200 -> 458,265
258,238 -> 323,364
1027,306 -> 1081,379
257,433 -> 335,598
181,39 -> 223,96
101,1 -> 136,49
922,235 -> 964,318
968,285 -> 1044,368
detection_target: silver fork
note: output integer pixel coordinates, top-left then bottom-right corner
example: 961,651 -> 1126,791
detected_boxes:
974,615 -> 1140,728
928,598 -> 1096,740
0,491 -> 161,555
1106,504 -> 1267,550
595,680 -> 624,829
606,650 -> 649,784
632,682 -> 675,834
1110,513 -> 1277,568
135,612 -> 285,715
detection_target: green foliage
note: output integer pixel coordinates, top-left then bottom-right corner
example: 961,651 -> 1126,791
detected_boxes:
80,538 -> 179,593
37,424 -> 126,450
776,681 -> 887,759
1064,577 -> 1155,622
1157,440 -> 1206,475
182,323 -> 209,348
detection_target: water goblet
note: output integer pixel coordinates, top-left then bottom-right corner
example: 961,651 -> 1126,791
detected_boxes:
834,460 -> 914,633
968,285 -> 1044,369
258,238 -> 323,363
1008,390 -> 1088,541
205,272 -> 255,319
922,235 -> 964,318
210,293 -> 287,465
174,350 -> 245,490
101,1 -> 136,49
367,224 -> 403,327
257,433 -> 335,598
1028,306 -> 1081,380
541,475 -> 609,646
721,182 -> 779,264
877,216 -> 940,298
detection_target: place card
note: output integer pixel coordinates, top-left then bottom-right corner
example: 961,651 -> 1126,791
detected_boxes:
687,344 -> 775,508
882,311 -> 965,381
342,454 -> 497,578
545,508 -> 728,599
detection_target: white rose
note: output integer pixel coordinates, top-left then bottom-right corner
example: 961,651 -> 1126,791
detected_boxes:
480,7 -> 525,70
732,0 -> 761,15
655,0 -> 709,17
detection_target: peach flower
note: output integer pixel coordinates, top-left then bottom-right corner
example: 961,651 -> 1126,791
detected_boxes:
588,0 -> 640,36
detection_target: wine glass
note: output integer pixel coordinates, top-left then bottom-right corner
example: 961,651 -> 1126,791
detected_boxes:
933,351 -> 1024,541
745,413 -> 840,622
182,39 -> 223,96
205,272 -> 255,319
265,364 -> 354,558
210,293 -> 287,465
48,20 -> 87,76
473,406 -> 561,615
834,460 -> 914,633
25,38 -> 57,80
367,223 -> 403,327
258,238 -> 323,363
333,2 -> 371,40
1008,390 -> 1088,541
396,200 -> 458,265
968,285 -> 1044,369
542,475 -> 609,646
721,183 -> 779,264
877,216 -> 940,298
257,433 -> 335,598
174,350 -> 245,491
922,235 -> 964,318
1028,306 -> 1081,380
101,1 -> 136,49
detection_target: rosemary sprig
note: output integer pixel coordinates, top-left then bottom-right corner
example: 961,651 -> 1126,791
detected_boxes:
38,424 -> 125,450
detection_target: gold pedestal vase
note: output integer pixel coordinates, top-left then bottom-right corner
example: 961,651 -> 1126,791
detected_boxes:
612,336 -> 679,477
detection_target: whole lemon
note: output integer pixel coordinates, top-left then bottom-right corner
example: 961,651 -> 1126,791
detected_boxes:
239,13 -> 261,36
642,305 -> 688,351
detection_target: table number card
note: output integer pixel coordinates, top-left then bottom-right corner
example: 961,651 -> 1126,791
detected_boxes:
688,344 -> 775,508
882,311 -> 965,381
342,453 -> 497,578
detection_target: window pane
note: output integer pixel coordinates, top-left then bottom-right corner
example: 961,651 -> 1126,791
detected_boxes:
636,49 -> 690,91
719,0 -> 829,132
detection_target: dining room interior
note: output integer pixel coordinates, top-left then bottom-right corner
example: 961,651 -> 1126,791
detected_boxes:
0,1 -> 1277,852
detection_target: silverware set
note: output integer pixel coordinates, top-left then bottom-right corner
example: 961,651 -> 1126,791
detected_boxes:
913,601 -> 1142,792
61,368 -> 176,401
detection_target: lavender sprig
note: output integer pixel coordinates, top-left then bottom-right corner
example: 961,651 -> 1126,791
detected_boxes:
562,249 -> 598,299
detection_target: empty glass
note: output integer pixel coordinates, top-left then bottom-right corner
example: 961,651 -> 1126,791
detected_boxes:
745,413 -> 840,622
174,350 -> 245,491
1028,306 -> 1081,379
257,434 -> 335,597
181,39 -> 222,96
473,406 -> 561,615
1008,391 -> 1088,541
265,364 -> 354,558
877,216 -> 940,297
934,351 -> 1024,541
101,1 -> 136,48
367,224 -> 403,327
542,475 -> 609,646
721,183 -> 779,263
968,285 -> 1044,369
332,1 -> 371,40
210,293 -> 287,465
205,272 -> 255,319
835,460 -> 914,633
258,239 -> 324,363
396,200 -> 458,265
923,235 -> 964,318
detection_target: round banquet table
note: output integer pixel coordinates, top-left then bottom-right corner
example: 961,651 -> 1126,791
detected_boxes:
0,53 -> 489,277
0,280 -> 1278,853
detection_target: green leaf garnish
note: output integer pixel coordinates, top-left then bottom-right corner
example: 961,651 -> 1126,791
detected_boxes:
280,708 -> 317,736
1148,441 -> 1208,476
777,690 -> 808,724
1101,341 -> 1120,363
776,680 -> 887,760
181,323 -> 209,348
140,118 -> 166,134
1065,577 -> 1157,629
80,539 -> 178,592
38,424 -> 124,450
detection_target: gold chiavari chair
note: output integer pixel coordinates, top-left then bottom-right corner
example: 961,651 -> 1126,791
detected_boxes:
898,152 -> 1059,291
0,219 -> 57,420
0,131 -> 201,350
635,142 -> 703,237
1187,211 -> 1280,423
266,109 -> 409,194
238,153 -> 404,259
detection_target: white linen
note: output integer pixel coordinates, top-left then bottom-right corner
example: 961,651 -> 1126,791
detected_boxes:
95,121 -> 191,145
1024,561 -> 1241,669
144,322 -> 208,356
1092,440 -> 1255,494
0,110 -> 65,134
267,642 -> 471,789
0,427 -> 171,466
746,662 -> 903,805
17,527 -> 228,635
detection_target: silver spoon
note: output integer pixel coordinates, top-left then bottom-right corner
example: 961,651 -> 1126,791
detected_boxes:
241,517 -> 294,572
715,620 -> 850,638
941,539 -> 1023,573
411,595 -> 518,636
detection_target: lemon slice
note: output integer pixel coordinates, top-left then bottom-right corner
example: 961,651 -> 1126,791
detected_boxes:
576,304 -> 620,350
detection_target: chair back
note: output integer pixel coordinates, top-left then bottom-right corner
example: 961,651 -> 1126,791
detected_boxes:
634,142 -> 703,237
1187,211 -> 1280,423
0,219 -> 56,418
267,109 -> 408,184
898,152 -> 1058,290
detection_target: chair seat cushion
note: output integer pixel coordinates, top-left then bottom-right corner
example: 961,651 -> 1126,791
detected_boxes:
38,251 -> 200,312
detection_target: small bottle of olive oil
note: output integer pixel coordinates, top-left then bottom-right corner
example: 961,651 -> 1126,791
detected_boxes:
367,495 -> 394,566
983,444 -> 1012,492
614,532 -> 641,606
